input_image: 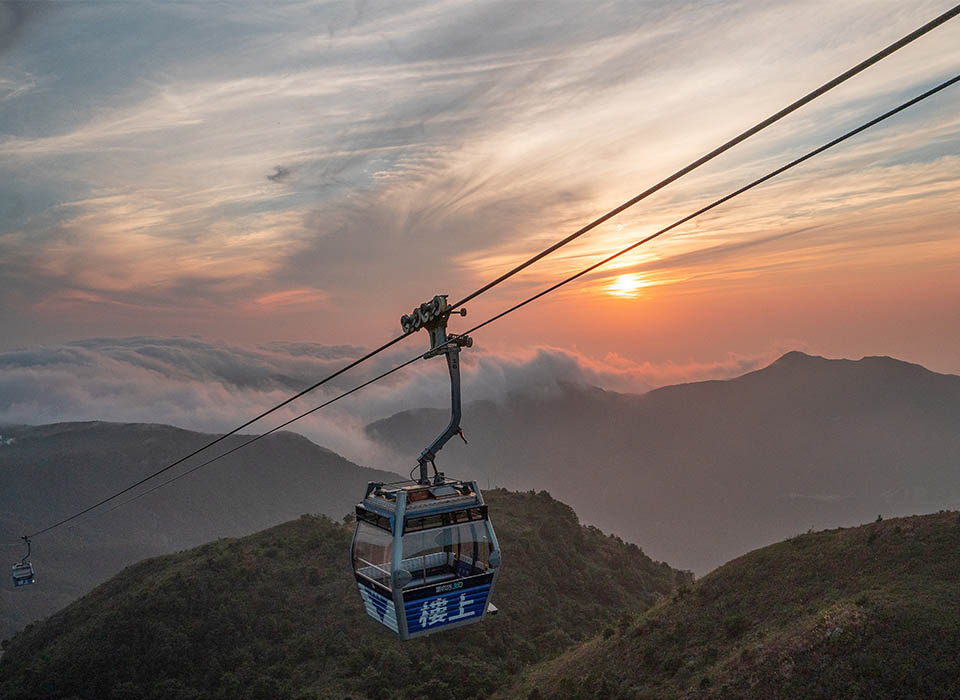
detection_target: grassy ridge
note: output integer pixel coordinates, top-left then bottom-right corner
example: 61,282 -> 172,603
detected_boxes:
0,490 -> 687,700
506,511 -> 960,700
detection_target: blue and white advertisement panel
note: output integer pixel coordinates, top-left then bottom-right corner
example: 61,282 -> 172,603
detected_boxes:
403,574 -> 492,635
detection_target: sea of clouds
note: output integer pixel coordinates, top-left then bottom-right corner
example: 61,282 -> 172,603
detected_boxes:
0,336 -> 775,468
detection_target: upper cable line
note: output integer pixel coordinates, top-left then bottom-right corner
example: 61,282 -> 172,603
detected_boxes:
17,4 -> 960,541
448,73 -> 960,342
447,2 -> 960,311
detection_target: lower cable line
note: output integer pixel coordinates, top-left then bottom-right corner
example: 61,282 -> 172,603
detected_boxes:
22,331 -> 415,539
85,357 -> 423,523
58,71 -> 959,527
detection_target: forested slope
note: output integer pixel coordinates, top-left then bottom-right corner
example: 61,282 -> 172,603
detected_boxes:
506,511 -> 960,700
0,490 -> 688,700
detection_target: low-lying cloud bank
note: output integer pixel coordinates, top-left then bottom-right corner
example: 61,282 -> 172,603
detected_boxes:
0,336 -> 778,468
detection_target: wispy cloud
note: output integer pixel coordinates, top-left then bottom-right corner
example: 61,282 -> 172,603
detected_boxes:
0,0 -> 957,368
0,72 -> 37,101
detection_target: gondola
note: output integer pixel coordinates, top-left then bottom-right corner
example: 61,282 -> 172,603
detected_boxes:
11,538 -> 35,587
350,295 -> 501,639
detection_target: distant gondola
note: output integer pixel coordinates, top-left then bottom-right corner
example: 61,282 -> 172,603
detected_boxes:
350,295 -> 501,639
12,562 -> 35,587
11,538 -> 35,587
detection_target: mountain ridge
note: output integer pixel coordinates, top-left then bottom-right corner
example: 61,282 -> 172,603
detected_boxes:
366,351 -> 960,573
503,509 -> 960,699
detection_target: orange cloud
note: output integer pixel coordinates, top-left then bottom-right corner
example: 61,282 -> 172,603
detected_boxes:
251,288 -> 329,310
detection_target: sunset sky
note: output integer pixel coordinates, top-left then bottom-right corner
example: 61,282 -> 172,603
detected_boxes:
1,0 -> 959,453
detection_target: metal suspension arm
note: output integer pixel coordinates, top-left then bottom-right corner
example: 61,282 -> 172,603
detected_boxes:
400,295 -> 472,484
417,342 -> 464,481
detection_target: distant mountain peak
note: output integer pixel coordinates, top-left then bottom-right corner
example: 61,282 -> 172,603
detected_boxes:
770,350 -> 824,366
762,351 -> 943,377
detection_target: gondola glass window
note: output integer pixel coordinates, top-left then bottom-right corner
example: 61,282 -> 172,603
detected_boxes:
353,521 -> 393,589
402,522 -> 492,586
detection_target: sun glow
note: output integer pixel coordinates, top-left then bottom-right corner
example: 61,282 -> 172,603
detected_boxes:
605,273 -> 650,298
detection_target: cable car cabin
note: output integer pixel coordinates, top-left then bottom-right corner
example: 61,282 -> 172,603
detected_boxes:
351,478 -> 501,639
12,561 -> 35,587
355,294 -> 500,638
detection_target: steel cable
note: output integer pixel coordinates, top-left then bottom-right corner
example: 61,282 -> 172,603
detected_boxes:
18,5 -> 960,539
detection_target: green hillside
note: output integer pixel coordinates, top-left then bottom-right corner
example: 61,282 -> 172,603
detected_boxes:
505,511 -> 960,700
0,490 -> 688,700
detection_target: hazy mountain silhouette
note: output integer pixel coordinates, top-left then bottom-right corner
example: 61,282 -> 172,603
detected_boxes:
367,352 -> 960,573
0,421 -> 397,639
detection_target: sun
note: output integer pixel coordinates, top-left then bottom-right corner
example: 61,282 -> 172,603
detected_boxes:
605,273 -> 650,298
